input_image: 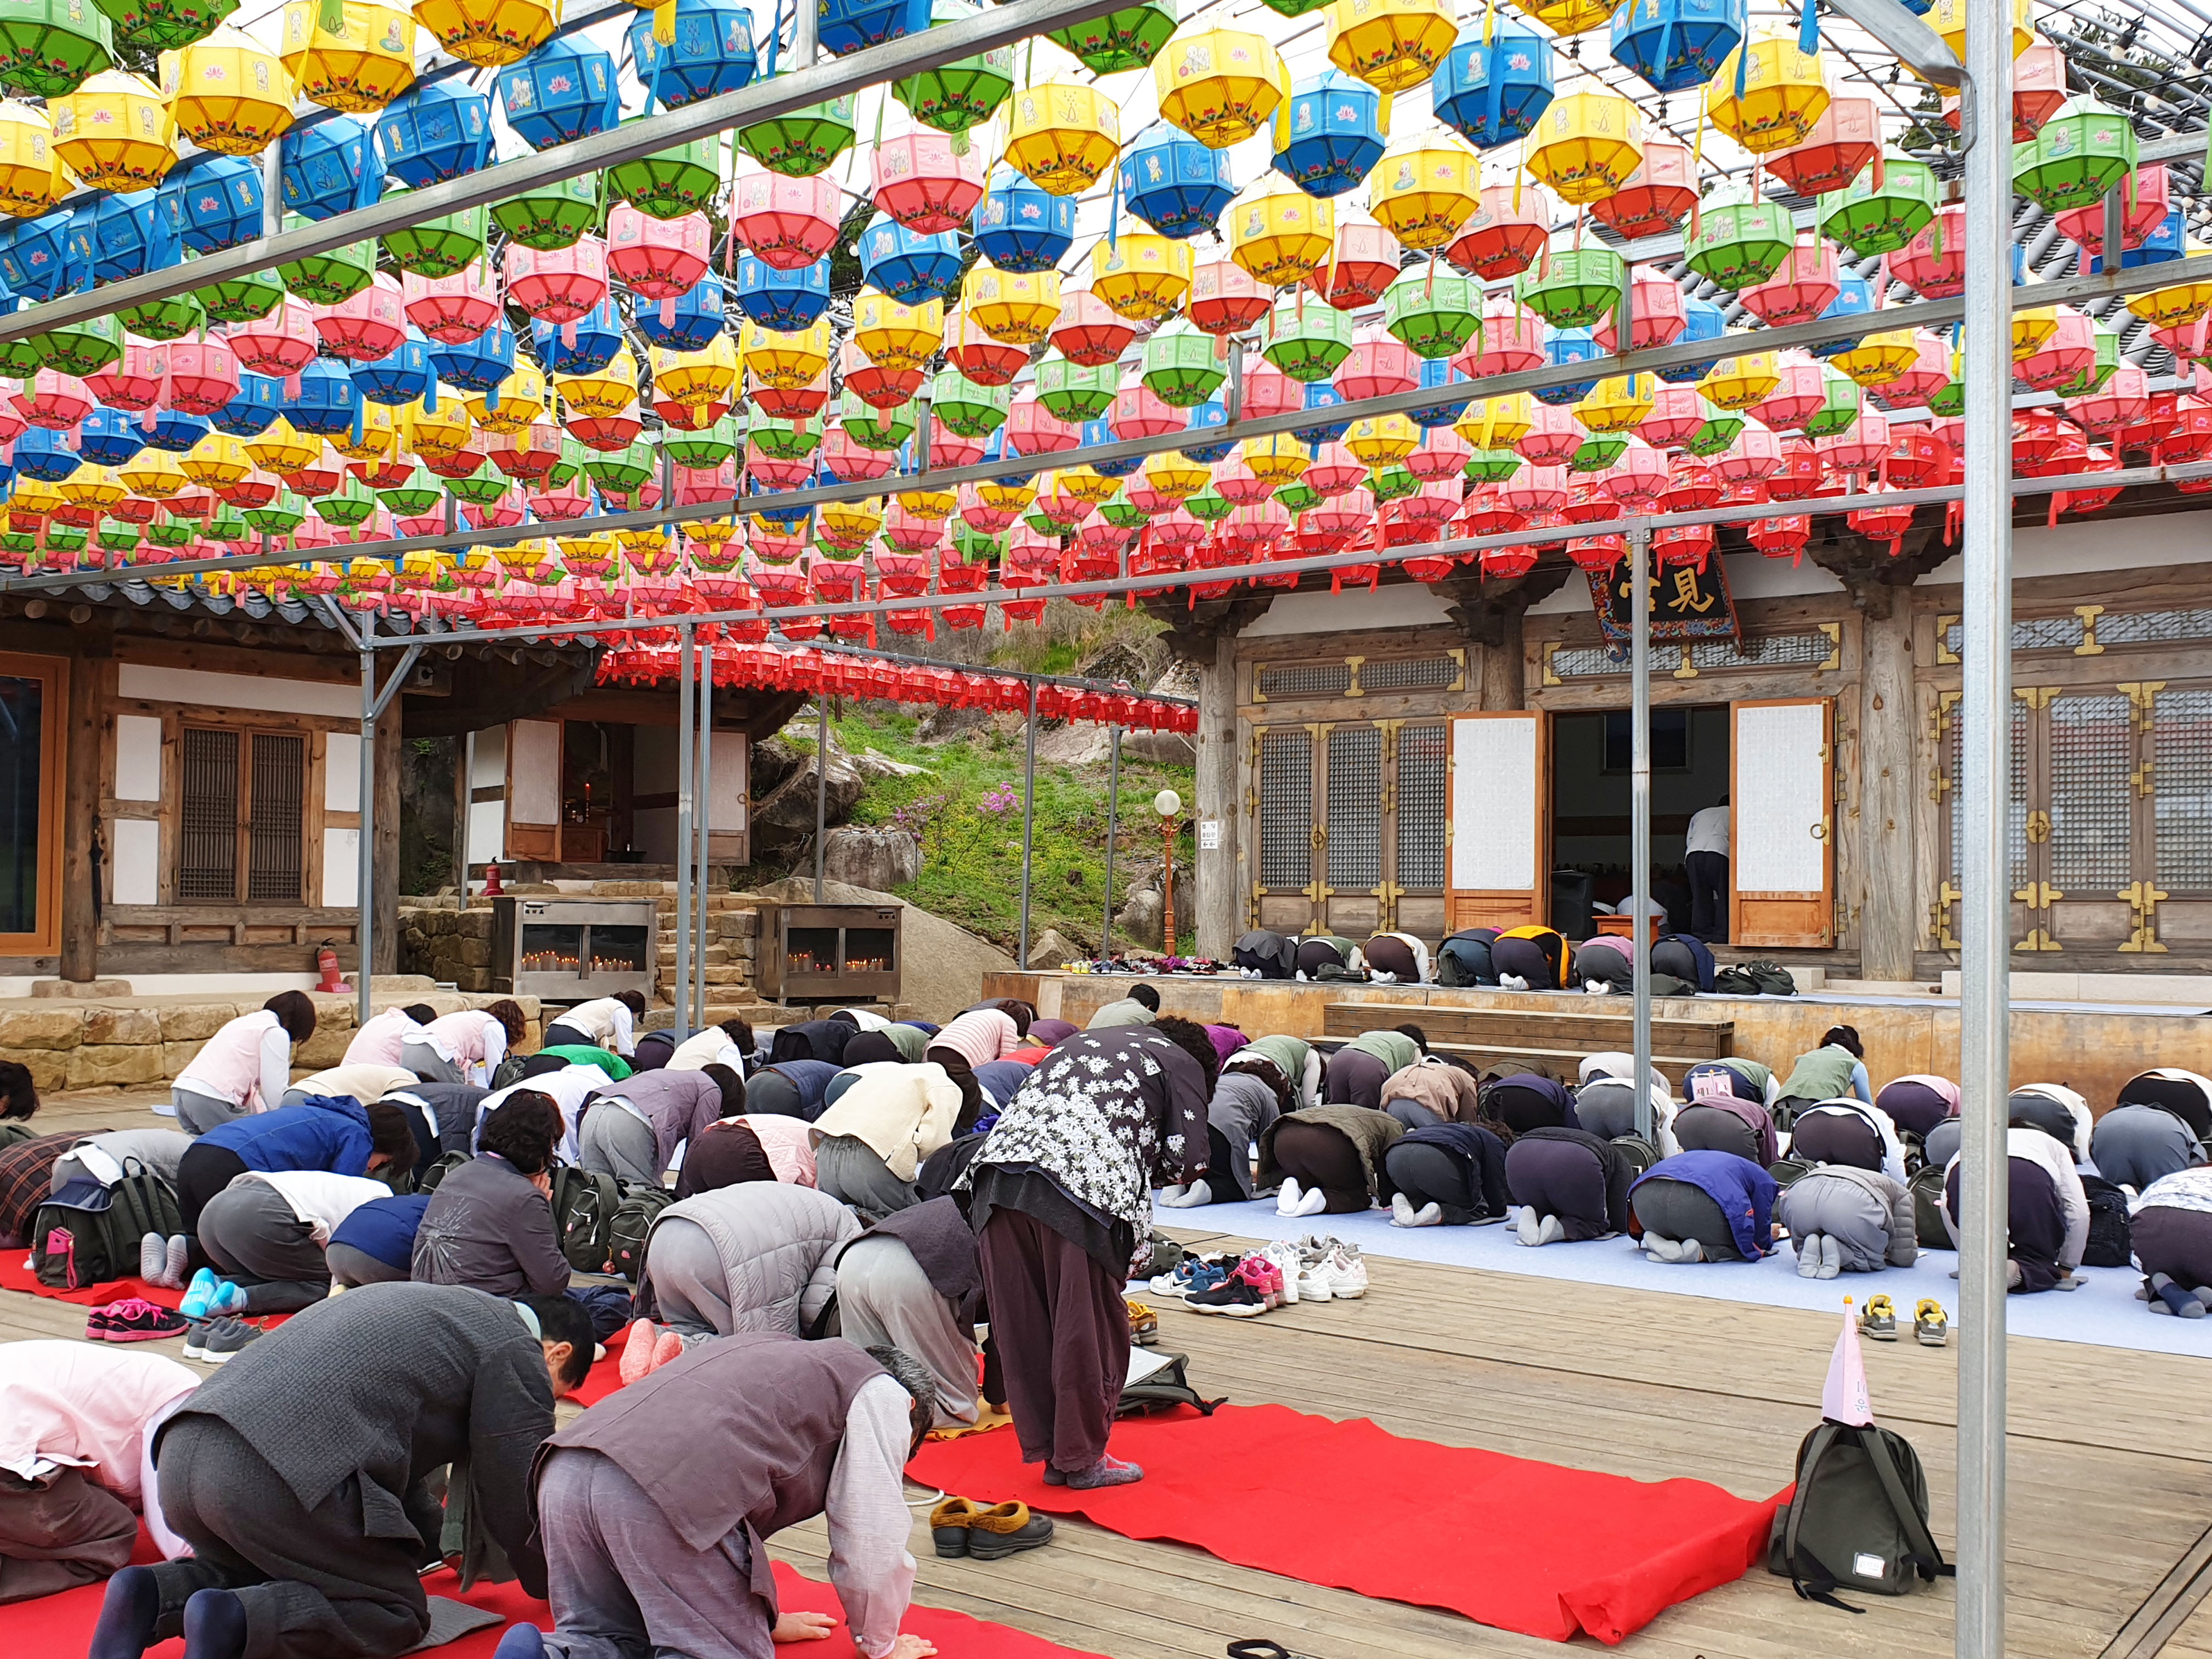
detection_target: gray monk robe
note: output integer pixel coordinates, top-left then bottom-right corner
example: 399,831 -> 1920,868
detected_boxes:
530,1334 -> 917,1659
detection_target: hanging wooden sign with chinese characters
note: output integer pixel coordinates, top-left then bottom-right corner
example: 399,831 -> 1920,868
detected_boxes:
1586,556 -> 1741,646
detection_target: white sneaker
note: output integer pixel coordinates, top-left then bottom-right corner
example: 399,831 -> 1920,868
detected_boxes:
1259,1240 -> 1302,1305
1294,1256 -> 1334,1301
1324,1244 -> 1368,1299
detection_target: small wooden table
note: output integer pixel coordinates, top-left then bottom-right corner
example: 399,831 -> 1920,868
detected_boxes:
1593,912 -> 1662,947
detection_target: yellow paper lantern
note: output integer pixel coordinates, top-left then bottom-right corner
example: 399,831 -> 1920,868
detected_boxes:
1515,0 -> 1622,35
614,524 -> 667,561
0,102 -> 66,219
49,71 -> 175,192
1525,88 -> 1643,206
852,289 -> 943,373
8,478 -> 65,526
1234,432 -> 1305,485
465,363 -> 546,433
2011,304 -> 2058,361
963,262 -> 1063,344
160,26 -> 295,157
281,0 -> 417,115
330,402 -> 396,461
820,496 -> 883,545
58,467 -> 125,510
1060,466 -> 1122,506
243,418 -> 321,475
1090,234 -> 1190,323
1456,392 -> 1533,450
403,398 -> 475,461
1577,373 -> 1654,434
683,520 -> 736,557
1706,37 -> 1830,156
119,448 -> 187,499
2126,260 -> 2212,329
740,318 -> 831,391
646,339 -> 735,412
411,0 -> 557,67
492,535 -> 550,572
554,347 -> 639,421
1143,449 -> 1209,500
893,482 -> 956,518
977,475 -> 1035,514
1368,133 -> 1481,250
1699,351 -> 1782,411
1228,177 -> 1336,287
1829,327 -> 1918,388
1344,414 -> 1417,466
1926,0 -> 2031,70
1152,29 -> 1290,150
557,529 -> 616,563
1005,81 -> 1120,196
180,432 -> 253,490
1326,0 -> 1458,96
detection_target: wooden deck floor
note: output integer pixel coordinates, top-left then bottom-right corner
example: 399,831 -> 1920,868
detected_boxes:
13,1088 -> 2212,1658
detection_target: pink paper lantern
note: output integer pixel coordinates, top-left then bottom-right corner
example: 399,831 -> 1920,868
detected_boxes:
2016,306 -> 2096,394
2067,363 -> 2150,436
822,425 -> 899,481
1868,330 -> 1952,410
1404,422 -> 1470,482
161,338 -> 240,416
1306,215 -> 1400,310
1455,297 -> 1544,379
1304,443 -> 1367,497
957,479 -> 1020,531
1108,371 -> 1181,441
1885,204 -> 1965,300
1004,395 -> 1081,458
2054,165 -> 2170,258
1238,355 -> 1303,420
607,207 -> 712,301
1714,420 -> 1786,483
84,341 -> 162,411
1738,236 -> 1839,329
1514,401 -> 1582,466
227,300 -> 319,383
745,442 -> 814,489
317,273 -> 409,362
1498,464 -> 1569,517
14,370 -> 90,430
1748,354 -> 1829,433
1599,438 -> 1669,509
1818,407 -> 1890,475
1591,266 -> 1686,353
402,264 -> 499,345
882,501 -> 945,552
728,169 -> 843,270
928,418 -> 985,471
871,132 -> 985,235
1446,183 -> 1548,281
1640,385 -> 1707,451
505,237 -> 611,327
1334,326 -> 1419,403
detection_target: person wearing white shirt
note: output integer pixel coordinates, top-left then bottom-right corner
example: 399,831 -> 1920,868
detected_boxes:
191,1170 -> 395,1314
475,1065 -> 612,1164
541,994 -> 645,1059
1684,797 -> 1730,942
400,1003 -> 526,1087
278,1063 -> 421,1113
1942,1126 -> 2089,1293
667,1018 -> 756,1076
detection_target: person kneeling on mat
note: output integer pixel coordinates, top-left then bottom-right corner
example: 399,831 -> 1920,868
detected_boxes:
1772,1026 -> 1872,1126
577,1065 -> 743,1188
1257,1104 -> 1403,1217
809,1062 -> 964,1221
1160,1056 -> 1289,1208
1503,1126 -> 1635,1246
495,1335 -> 942,1659
90,1283 -> 592,1659
1375,1054 -> 1481,1131
539,992 -> 645,1060
414,1093 -> 573,1299
194,1164 -> 408,1314
1322,1026 -> 1425,1110
1941,1126 -> 2087,1294
2130,1167 -> 2212,1316
1384,1122 -> 1509,1227
1788,1096 -> 1908,1182
2093,1100 -> 2208,1195
833,1198 -> 988,1426
1630,1150 -> 1780,1263
1086,983 -> 1160,1029
630,1182 -> 859,1365
1775,1166 -> 1917,1278
398,1003 -> 526,1088
1226,1033 -> 1323,1110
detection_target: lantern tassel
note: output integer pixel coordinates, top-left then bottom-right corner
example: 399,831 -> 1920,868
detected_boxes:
1798,0 -> 1818,56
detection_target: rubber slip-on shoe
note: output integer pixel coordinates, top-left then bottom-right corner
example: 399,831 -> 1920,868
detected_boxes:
965,1502 -> 1056,1559
930,1497 -> 979,1558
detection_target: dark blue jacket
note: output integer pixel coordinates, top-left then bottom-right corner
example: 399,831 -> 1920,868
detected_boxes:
328,1192 -> 430,1269
198,1096 -> 374,1176
973,1059 -> 1034,1109
1633,1150 -> 1779,1262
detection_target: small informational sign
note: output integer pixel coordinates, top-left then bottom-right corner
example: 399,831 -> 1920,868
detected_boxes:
1198,819 -> 1223,850
1586,556 -> 1741,646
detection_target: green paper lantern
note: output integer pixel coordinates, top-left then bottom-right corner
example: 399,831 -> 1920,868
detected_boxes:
2056,321 -> 2120,399
42,524 -> 86,554
1464,447 -> 1521,484
0,335 -> 36,376
0,529 -> 36,557
205,508 -> 248,544
610,128 -> 722,220
195,261 -> 283,324
140,518 -> 191,546
894,0 -> 1013,133
1184,486 -> 1232,522
548,436 -> 590,488
1802,365 -> 1861,439
381,191 -> 488,279
22,309 -> 120,376
0,0 -> 115,96
1567,434 -> 1629,474
1046,0 -> 1176,74
491,173 -> 597,252
1036,356 -> 1116,422
1927,369 -> 1964,419
95,521 -> 139,553
1140,318 -> 1227,408
374,466 -> 442,517
751,416 -> 821,461
312,476 -> 379,525
120,289 -> 205,341
929,366 -> 1012,437
1024,501 -> 1078,535
243,489 -> 307,535
1098,491 -> 1146,528
1274,481 -> 1321,514
1368,462 -> 1418,501
1383,265 -> 1481,359
1682,400 -> 1744,457
662,413 -> 744,470
839,393 -> 914,452
1257,0 -> 1329,18
1515,246 -> 1627,329
581,441 -> 657,496
278,213 -> 376,303
447,460 -> 510,508
737,88 -> 856,177
1817,155 -> 1936,258
1261,292 -> 1352,382
1683,194 -> 1792,292
97,0 -> 231,50
2013,98 -> 2137,215
952,524 -> 1000,563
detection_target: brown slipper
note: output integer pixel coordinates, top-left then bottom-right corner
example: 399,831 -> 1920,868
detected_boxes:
930,1497 -> 981,1558
966,1500 -> 1055,1560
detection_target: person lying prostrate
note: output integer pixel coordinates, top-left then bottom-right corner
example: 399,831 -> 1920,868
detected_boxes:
2092,1102 -> 2208,1194
1943,1125 -> 2090,1293
380,1081 -> 488,1159
2129,1167 -> 2212,1314
167,992 -> 317,1133
926,1005 -> 1030,1134
540,991 -> 645,1058
1777,1166 -> 1916,1278
838,1007 -> 893,1031
666,1017 -> 756,1076
325,1193 -> 430,1289
1257,1104 -> 1403,1217
473,1064 -> 612,1163
1673,1090 -> 1778,1166
1630,1150 -> 1780,1264
494,1335 -> 940,1659
771,1015 -> 862,1068
627,1031 -> 675,1074
1362,932 -> 1431,984
0,1343 -> 197,1603
834,1198 -> 985,1426
414,1093 -> 572,1298
341,1004 -> 436,1070
672,1120 -> 780,1200
1482,1074 -> 1579,1137
1573,935 -> 1635,996
1323,1025 -> 1425,1110
2009,1084 -> 2094,1163
1376,1054 -> 1481,1130
1490,927 -> 1568,990
1384,1123 -> 1509,1227
1234,929 -> 1298,979
530,1043 -> 631,1080
1570,1076 -> 1680,1157
1788,1097 -> 1908,1183
1227,1032 -> 1322,1110
1504,1126 -> 1636,1246
1206,1024 -> 1248,1065
837,1030 -> 910,1070
191,1169 -> 399,1316
277,1063 -> 421,1114
809,1062 -> 963,1220
399,1002 -> 526,1088
90,1284 -> 592,1659
743,1059 -> 839,1122
50,1128 -> 193,1195
1159,1057 -> 1289,1208
1774,1026 -> 1873,1124
1875,1075 -> 1959,1139
1086,983 -> 1159,1029
173,1097 -> 419,1277
2117,1068 -> 2212,1141
1293,935 -> 1362,979
1680,1056 -> 1779,1108
578,1065 -> 743,1187
972,1058 -> 1035,1111
633,1182 -> 859,1345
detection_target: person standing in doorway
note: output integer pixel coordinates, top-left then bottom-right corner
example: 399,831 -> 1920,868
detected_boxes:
1686,795 -> 1730,943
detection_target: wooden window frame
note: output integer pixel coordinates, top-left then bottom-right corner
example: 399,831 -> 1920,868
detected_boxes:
177,720 -> 308,906
0,652 -> 65,956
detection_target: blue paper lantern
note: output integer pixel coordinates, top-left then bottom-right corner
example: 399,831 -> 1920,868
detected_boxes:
1272,70 -> 1384,199
1410,357 -> 1476,428
1655,296 -> 1727,383
70,189 -> 171,284
280,117 -> 378,223
1534,326 -> 1601,405
977,425 -> 1037,486
970,166 -> 1074,274
287,360 -> 360,438
12,428 -> 80,481
1120,127 -> 1235,239
816,0 -> 929,58
498,36 -> 617,150
1179,400 -> 1234,463
159,156 -> 264,255
212,373 -> 286,437
143,412 -> 211,453
1608,0 -> 1743,94
0,213 -> 81,301
1809,271 -> 1873,359
78,409 -> 146,468
858,213 -> 962,303
430,318 -> 515,394
1292,381 -> 1350,447
1433,23 -> 1554,151
634,267 -> 730,346
534,298 -> 624,373
377,82 -> 493,190
730,256 -> 829,331
628,0 -> 757,107
1077,417 -> 1144,476
2091,206 -> 2185,272
354,331 -> 435,405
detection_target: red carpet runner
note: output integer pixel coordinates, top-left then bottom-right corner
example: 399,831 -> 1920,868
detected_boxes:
909,1404 -> 1782,1645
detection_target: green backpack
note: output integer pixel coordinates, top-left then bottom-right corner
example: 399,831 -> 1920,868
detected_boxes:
32,1160 -> 182,1291
1768,1420 -> 1951,1610
548,1166 -> 623,1274
1908,1164 -> 1951,1248
607,1182 -> 678,1283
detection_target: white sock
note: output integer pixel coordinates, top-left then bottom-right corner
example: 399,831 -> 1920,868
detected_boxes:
1275,1177 -> 1303,1216
1412,1201 -> 1443,1228
1159,1184 -> 1186,1205
1516,1206 -> 1541,1246
1535,1213 -> 1564,1246
1293,1184 -> 1328,1217
1390,1193 -> 1417,1227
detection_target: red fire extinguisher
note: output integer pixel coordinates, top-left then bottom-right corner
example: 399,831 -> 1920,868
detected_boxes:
316,942 -> 351,996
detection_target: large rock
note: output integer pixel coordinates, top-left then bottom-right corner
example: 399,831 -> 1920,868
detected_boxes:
749,743 -> 866,860
1027,927 -> 1083,968
851,749 -> 928,781
1121,729 -> 1198,766
1114,867 -> 1197,952
748,877 -> 1015,1023
822,827 -> 922,890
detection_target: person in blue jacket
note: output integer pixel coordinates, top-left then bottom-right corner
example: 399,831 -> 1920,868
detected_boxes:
742,1059 -> 840,1121
326,1193 -> 431,1288
170,1097 -> 419,1276
1629,1150 -> 1781,1263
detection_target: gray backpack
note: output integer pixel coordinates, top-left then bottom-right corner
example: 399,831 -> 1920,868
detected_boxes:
1768,1420 -> 1950,1610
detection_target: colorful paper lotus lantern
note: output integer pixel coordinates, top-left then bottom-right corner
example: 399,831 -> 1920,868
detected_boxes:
1092,232 -> 1193,322
1153,27 -> 1288,149
1610,0 -> 1740,92
1526,89 -> 1642,205
1706,35 -> 1829,155
1379,264 -> 1480,358
1765,92 -> 1875,197
0,101 -> 64,218
610,132 -> 721,221
856,211 -> 962,302
411,0 -> 554,66
889,0 -> 1010,132
1590,137 -> 1695,240
1819,153 -> 1936,258
160,24 -> 293,155
375,80 -> 490,186
1139,318 -> 1227,408
1432,22 -> 1551,150
2013,98 -> 2136,213
1325,0 -> 1456,96
970,163 -> 1076,273
0,0 -> 115,98
736,89 -> 855,177
1006,80 -> 1120,194
872,130 -> 985,236
1228,177 -> 1335,286
1516,245 -> 1624,329
50,69 -> 173,189
607,206 -> 710,306
729,256 -> 825,332
1367,133 -> 1480,250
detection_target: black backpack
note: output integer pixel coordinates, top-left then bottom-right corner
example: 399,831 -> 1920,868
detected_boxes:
2080,1174 -> 2133,1268
414,1150 -> 471,1194
489,1053 -> 531,1091
1768,1420 -> 1951,1611
1908,1164 -> 1952,1249
1769,1156 -> 1818,1187
1610,1133 -> 1661,1177
608,1182 -> 678,1283
548,1166 -> 623,1274
32,1160 -> 182,1291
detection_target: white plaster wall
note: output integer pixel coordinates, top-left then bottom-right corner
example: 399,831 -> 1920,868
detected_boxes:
116,663 -> 359,718
109,817 -> 159,906
112,714 -> 161,802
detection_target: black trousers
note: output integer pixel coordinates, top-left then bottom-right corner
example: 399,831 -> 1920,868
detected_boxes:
924,1047 -> 985,1136
1322,1050 -> 1389,1111
1383,1142 -> 1483,1225
1945,1156 -> 2069,1293
1270,1119 -> 1373,1212
539,1023 -> 592,1051
0,1469 -> 134,1603
1687,851 -> 1728,941
176,1143 -> 250,1274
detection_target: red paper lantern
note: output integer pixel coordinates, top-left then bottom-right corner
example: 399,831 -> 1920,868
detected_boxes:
1303,442 -> 1367,498
872,132 -> 985,235
317,273 -> 409,362
1005,394 -> 1081,458
1654,522 -> 1714,569
1764,94 -> 1878,198
84,342 -> 162,411
227,298 -> 320,382
2068,363 -> 2149,437
1334,326 -> 1419,403
1187,260 -> 1269,338
1660,458 -> 1721,512
1048,289 -> 1139,367
1885,204 -> 1965,300
1108,371 -> 1181,440
1764,436 -> 1827,500
1305,216 -> 1400,310
1591,139 -> 1696,240
1514,401 -> 1582,466
1445,182 -> 1549,281
945,322 -> 1027,386
505,237 -> 610,325
607,208 -> 712,303
1878,426 -> 1951,489
1739,236 -> 1838,329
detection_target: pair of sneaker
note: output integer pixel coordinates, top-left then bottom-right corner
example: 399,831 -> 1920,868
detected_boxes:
87,1298 -> 188,1343
1190,1255 -> 1278,1317
617,1317 -> 687,1384
179,1268 -> 247,1322
182,1317 -> 262,1363
1147,1255 -> 1232,1301
138,1232 -> 190,1290
1288,1234 -> 1367,1300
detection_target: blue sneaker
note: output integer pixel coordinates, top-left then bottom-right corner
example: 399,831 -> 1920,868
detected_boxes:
178,1268 -> 219,1322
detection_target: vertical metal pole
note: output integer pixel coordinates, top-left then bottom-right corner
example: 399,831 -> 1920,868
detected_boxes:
791,0 -> 816,70
1957,35 -> 2015,1659
357,625 -> 376,1025
693,642 -> 714,1029
1102,724 -> 1122,957
674,623 -> 695,1037
813,692 -> 828,902
1628,524 -> 1652,1141
1018,678 -> 1037,968
454,730 -> 474,901
259,145 -> 281,238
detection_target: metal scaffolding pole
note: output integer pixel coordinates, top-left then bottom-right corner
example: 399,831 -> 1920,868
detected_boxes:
357,629 -> 376,1026
693,642 -> 714,1028
1102,725 -> 1122,958
1628,525 -> 1654,1142
1019,678 -> 1039,970
674,623 -> 695,1039
814,695 -> 828,904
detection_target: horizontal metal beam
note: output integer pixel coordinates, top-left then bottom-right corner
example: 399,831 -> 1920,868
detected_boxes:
0,0 -> 1135,343
624,631 -> 1199,702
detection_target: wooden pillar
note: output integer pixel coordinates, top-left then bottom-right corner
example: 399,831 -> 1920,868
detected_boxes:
373,714 -> 402,975
1194,633 -> 1239,961
1858,599 -> 1918,981
1479,608 -> 1525,710
58,636 -> 111,980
